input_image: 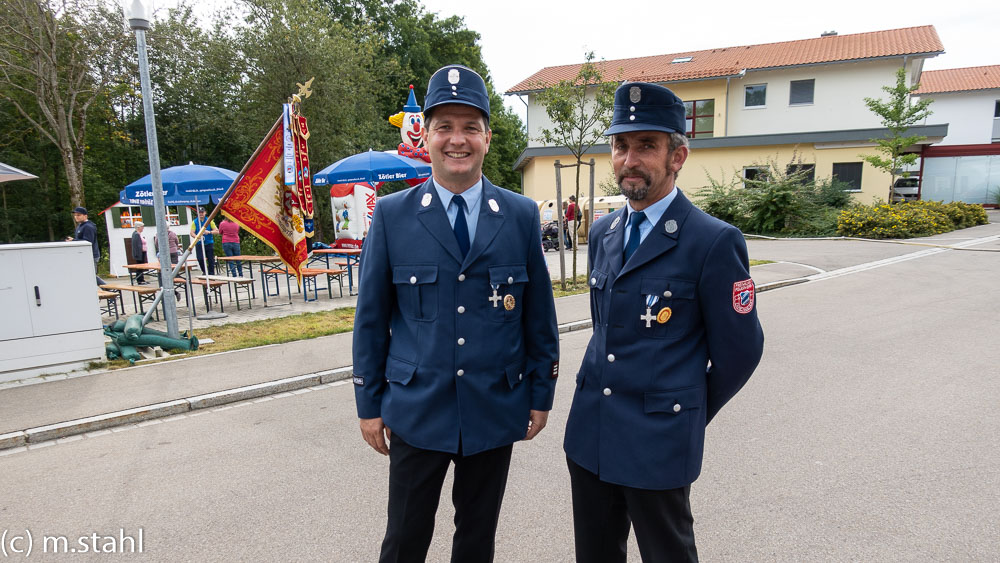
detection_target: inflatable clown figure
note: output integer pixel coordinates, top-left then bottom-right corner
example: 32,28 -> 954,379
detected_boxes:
388,85 -> 430,163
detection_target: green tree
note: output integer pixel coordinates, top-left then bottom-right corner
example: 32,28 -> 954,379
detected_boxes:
861,67 -> 933,202
535,52 -> 617,288
0,0 -> 128,209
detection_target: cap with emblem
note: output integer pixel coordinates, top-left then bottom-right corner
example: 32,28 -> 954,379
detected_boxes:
424,64 -> 491,123
605,82 -> 686,136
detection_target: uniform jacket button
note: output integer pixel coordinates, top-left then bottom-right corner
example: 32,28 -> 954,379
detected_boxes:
607,354 -> 615,363
673,403 -> 681,413
457,369 -> 464,376
458,274 -> 466,281
663,290 -> 672,298
507,276 -> 514,284
409,275 -> 417,284
590,277 -> 597,286
457,306 -> 465,314
457,338 -> 465,346
603,388 -> 612,396
518,373 -> 523,381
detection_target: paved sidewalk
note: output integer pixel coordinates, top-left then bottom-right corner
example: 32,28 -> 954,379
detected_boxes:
3,214 -> 998,450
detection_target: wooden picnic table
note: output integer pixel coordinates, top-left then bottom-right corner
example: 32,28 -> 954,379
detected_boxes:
217,255 -> 291,306
310,248 -> 362,295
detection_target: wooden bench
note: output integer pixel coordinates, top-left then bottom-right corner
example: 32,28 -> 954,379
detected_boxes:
300,267 -> 347,301
99,284 -> 160,318
188,277 -> 229,312
196,275 -> 256,310
97,289 -> 121,319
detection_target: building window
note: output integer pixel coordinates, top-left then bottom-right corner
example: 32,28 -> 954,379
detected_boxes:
832,162 -> 863,191
745,84 -> 766,108
742,166 -> 771,186
786,163 -> 816,184
684,99 -> 714,138
790,79 -> 815,105
118,206 -> 141,228
994,100 -> 1000,118
166,206 -> 180,226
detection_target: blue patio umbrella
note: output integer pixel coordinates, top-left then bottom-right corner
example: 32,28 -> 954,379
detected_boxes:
122,163 -> 237,205
313,149 -> 431,186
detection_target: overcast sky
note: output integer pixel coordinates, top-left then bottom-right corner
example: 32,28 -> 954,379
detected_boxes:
417,0 -> 1000,119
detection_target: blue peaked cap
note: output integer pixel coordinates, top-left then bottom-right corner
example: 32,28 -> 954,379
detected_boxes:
424,64 -> 490,122
605,82 -> 686,136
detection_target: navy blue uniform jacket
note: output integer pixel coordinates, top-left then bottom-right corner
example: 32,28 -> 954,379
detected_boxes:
564,190 -> 764,490
353,177 -> 559,456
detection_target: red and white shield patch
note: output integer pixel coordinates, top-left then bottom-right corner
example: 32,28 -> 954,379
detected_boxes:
732,279 -> 755,314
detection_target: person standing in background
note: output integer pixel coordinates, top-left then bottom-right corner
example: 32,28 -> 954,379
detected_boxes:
219,217 -> 243,277
130,222 -> 148,284
565,195 -> 579,250
67,206 -> 104,285
190,206 -> 216,276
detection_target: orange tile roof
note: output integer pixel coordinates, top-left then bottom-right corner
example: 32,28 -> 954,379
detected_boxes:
507,26 -> 943,94
913,65 -> 1000,94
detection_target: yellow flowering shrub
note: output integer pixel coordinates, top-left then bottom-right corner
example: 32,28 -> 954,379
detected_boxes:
836,200 -> 987,239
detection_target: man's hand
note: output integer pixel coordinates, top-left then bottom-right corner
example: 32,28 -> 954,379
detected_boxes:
360,417 -> 391,455
524,410 -> 548,440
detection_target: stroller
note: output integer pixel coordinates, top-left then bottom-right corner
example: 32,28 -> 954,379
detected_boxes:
541,221 -> 561,252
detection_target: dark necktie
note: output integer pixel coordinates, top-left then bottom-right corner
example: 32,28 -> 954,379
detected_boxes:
624,211 -> 645,264
452,194 -> 470,258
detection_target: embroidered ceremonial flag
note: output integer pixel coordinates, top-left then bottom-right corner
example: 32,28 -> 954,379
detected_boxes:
220,117 -> 308,281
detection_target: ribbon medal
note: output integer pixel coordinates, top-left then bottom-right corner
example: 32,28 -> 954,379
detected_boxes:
488,283 -> 502,308
640,294 -> 660,328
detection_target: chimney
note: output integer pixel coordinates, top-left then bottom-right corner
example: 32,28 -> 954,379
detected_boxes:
821,31 -> 838,37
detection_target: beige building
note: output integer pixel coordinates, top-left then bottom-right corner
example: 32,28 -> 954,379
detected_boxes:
507,26 -> 949,204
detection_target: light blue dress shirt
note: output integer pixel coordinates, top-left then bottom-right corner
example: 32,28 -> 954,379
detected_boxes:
433,178 -> 483,247
623,187 -> 680,252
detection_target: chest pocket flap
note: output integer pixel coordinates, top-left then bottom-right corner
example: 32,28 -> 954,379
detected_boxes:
392,264 -> 438,286
392,265 -> 439,321
639,277 -> 695,300
488,264 -> 529,286
589,269 -> 608,290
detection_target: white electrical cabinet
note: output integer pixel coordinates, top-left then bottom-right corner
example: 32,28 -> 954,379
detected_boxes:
0,242 -> 105,382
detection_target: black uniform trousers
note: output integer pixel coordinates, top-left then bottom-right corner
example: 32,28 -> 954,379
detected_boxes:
380,434 -> 513,563
567,457 -> 698,563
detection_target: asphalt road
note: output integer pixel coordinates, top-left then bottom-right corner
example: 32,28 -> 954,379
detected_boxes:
2,236 -> 999,562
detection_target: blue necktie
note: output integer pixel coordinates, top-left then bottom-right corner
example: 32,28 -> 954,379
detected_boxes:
624,211 -> 645,264
452,195 -> 470,258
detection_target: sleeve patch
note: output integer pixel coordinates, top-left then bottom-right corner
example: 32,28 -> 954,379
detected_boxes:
352,375 -> 365,386
551,361 -> 559,379
732,279 -> 755,314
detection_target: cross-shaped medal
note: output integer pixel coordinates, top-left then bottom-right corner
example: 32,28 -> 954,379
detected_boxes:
489,288 -> 501,308
640,307 -> 656,328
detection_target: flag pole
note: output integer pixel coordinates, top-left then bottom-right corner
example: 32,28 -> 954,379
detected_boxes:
141,117 -> 284,326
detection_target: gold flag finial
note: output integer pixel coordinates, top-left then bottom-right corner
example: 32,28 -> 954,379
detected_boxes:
296,77 -> 315,99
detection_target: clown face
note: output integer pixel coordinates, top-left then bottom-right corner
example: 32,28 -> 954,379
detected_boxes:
401,112 -> 424,148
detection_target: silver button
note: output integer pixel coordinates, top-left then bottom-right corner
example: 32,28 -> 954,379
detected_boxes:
607,354 -> 615,363
629,115 -> 635,121
458,274 -> 466,281
409,275 -> 417,284
457,306 -> 465,314
673,404 -> 681,413
507,276 -> 514,284
457,369 -> 464,376
518,373 -> 523,381
603,388 -> 612,396
663,290 -> 672,298
629,105 -> 636,111
590,277 -> 597,286
457,338 -> 465,346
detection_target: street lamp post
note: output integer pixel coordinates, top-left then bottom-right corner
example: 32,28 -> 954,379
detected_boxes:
125,0 -> 179,338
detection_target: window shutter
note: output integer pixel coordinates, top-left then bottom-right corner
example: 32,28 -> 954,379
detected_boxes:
139,206 -> 156,227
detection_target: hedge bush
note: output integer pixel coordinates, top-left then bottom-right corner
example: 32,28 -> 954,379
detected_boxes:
836,200 -> 988,239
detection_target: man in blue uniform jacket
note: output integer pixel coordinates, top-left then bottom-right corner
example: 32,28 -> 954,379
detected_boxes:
352,64 -> 560,563
563,82 -> 765,562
